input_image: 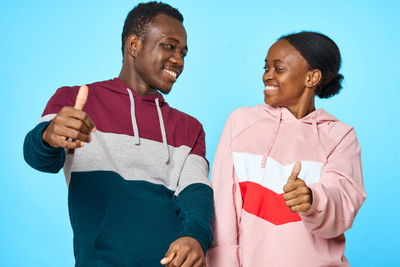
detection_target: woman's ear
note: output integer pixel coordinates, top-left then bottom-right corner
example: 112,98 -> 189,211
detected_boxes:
306,69 -> 322,89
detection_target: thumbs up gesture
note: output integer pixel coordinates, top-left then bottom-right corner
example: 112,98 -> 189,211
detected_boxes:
42,85 -> 96,149
283,162 -> 313,213
74,85 -> 89,110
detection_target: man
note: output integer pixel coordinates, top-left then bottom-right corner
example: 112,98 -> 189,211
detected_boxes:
23,2 -> 213,266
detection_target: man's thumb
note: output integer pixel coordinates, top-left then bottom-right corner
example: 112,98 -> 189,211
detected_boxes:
160,250 -> 176,265
74,85 -> 89,110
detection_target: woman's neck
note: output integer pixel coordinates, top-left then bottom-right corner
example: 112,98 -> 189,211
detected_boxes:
286,89 -> 316,119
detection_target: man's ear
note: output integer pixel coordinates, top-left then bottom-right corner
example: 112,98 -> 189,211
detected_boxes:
126,35 -> 141,58
306,69 -> 322,89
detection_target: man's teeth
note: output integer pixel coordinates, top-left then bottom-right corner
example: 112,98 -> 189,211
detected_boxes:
164,69 -> 177,78
265,85 -> 278,91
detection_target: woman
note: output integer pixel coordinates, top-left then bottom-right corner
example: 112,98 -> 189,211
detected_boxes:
206,32 -> 366,266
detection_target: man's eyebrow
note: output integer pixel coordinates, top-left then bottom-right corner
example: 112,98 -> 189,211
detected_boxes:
165,38 -> 188,51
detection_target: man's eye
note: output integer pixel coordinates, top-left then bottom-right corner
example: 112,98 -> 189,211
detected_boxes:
275,66 -> 285,72
263,66 -> 269,72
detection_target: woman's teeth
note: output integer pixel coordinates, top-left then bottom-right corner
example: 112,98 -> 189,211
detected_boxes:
265,85 -> 278,91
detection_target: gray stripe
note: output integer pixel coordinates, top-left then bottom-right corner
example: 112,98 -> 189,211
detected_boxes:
63,130 -> 193,191
175,154 -> 210,195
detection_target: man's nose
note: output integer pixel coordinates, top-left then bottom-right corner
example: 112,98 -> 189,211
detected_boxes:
169,53 -> 184,68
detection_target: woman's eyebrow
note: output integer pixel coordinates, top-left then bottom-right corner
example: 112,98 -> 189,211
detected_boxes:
264,59 -> 284,63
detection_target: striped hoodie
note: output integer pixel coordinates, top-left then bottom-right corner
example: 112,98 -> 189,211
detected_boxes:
206,104 -> 365,267
23,78 -> 213,266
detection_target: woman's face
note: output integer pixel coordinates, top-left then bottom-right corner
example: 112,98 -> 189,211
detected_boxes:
263,39 -> 312,111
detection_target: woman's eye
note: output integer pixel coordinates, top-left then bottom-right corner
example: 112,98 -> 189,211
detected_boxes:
162,43 -> 175,50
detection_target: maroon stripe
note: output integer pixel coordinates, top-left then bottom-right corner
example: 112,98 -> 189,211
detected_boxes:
42,79 -> 206,158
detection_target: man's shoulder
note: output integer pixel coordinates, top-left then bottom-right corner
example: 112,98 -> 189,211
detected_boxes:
51,78 -> 119,99
86,78 -> 117,88
167,106 -> 204,130
56,78 -> 116,90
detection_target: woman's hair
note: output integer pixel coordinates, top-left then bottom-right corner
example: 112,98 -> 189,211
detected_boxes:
279,31 -> 343,98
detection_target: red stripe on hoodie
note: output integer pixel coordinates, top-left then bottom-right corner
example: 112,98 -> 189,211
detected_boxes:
239,181 -> 301,225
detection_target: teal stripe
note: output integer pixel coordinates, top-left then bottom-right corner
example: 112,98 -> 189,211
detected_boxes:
68,171 -> 182,266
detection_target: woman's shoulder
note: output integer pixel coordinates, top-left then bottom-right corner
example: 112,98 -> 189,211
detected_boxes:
226,104 -> 276,136
228,105 -> 263,123
229,104 -> 276,119
317,108 -> 355,137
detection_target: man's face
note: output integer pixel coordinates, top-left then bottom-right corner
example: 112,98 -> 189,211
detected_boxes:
134,13 -> 187,95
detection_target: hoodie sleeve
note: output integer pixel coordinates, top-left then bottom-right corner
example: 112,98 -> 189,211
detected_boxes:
23,86 -> 75,173
206,116 -> 242,267
299,128 -> 366,239
175,124 -> 214,254
23,121 -> 65,173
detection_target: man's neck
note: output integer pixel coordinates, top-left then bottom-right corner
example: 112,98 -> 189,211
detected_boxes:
118,67 -> 157,96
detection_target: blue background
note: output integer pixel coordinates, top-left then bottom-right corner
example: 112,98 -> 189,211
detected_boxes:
1,0 -> 399,266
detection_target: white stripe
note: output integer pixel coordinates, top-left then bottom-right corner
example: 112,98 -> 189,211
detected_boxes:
39,113 -> 56,124
232,152 -> 322,194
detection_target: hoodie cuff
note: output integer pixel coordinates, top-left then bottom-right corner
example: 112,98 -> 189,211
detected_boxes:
299,182 -> 323,217
176,222 -> 210,254
34,121 -> 64,154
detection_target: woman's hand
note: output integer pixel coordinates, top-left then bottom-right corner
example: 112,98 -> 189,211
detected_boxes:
283,161 -> 313,213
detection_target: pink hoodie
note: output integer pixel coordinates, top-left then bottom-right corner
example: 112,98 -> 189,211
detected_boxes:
207,104 -> 366,267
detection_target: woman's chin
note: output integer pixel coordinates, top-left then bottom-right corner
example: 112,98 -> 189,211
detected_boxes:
264,97 -> 278,106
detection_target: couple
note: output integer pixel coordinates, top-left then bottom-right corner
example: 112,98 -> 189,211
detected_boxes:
23,2 -> 365,267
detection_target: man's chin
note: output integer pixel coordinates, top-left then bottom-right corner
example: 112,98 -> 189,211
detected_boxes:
158,87 -> 172,95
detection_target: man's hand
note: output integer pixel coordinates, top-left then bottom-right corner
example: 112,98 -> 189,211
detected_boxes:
42,85 -> 96,149
160,236 -> 205,267
283,161 -> 313,213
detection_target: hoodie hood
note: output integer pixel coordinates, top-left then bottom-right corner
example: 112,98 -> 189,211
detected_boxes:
257,104 -> 339,167
257,104 -> 339,125
108,78 -> 166,103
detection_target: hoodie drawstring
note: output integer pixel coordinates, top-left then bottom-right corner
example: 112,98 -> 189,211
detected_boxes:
312,113 -> 327,164
127,88 -> 169,163
127,89 -> 140,145
155,98 -> 169,163
261,108 -> 282,168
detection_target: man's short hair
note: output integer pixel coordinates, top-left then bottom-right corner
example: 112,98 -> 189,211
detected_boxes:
121,1 -> 184,55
